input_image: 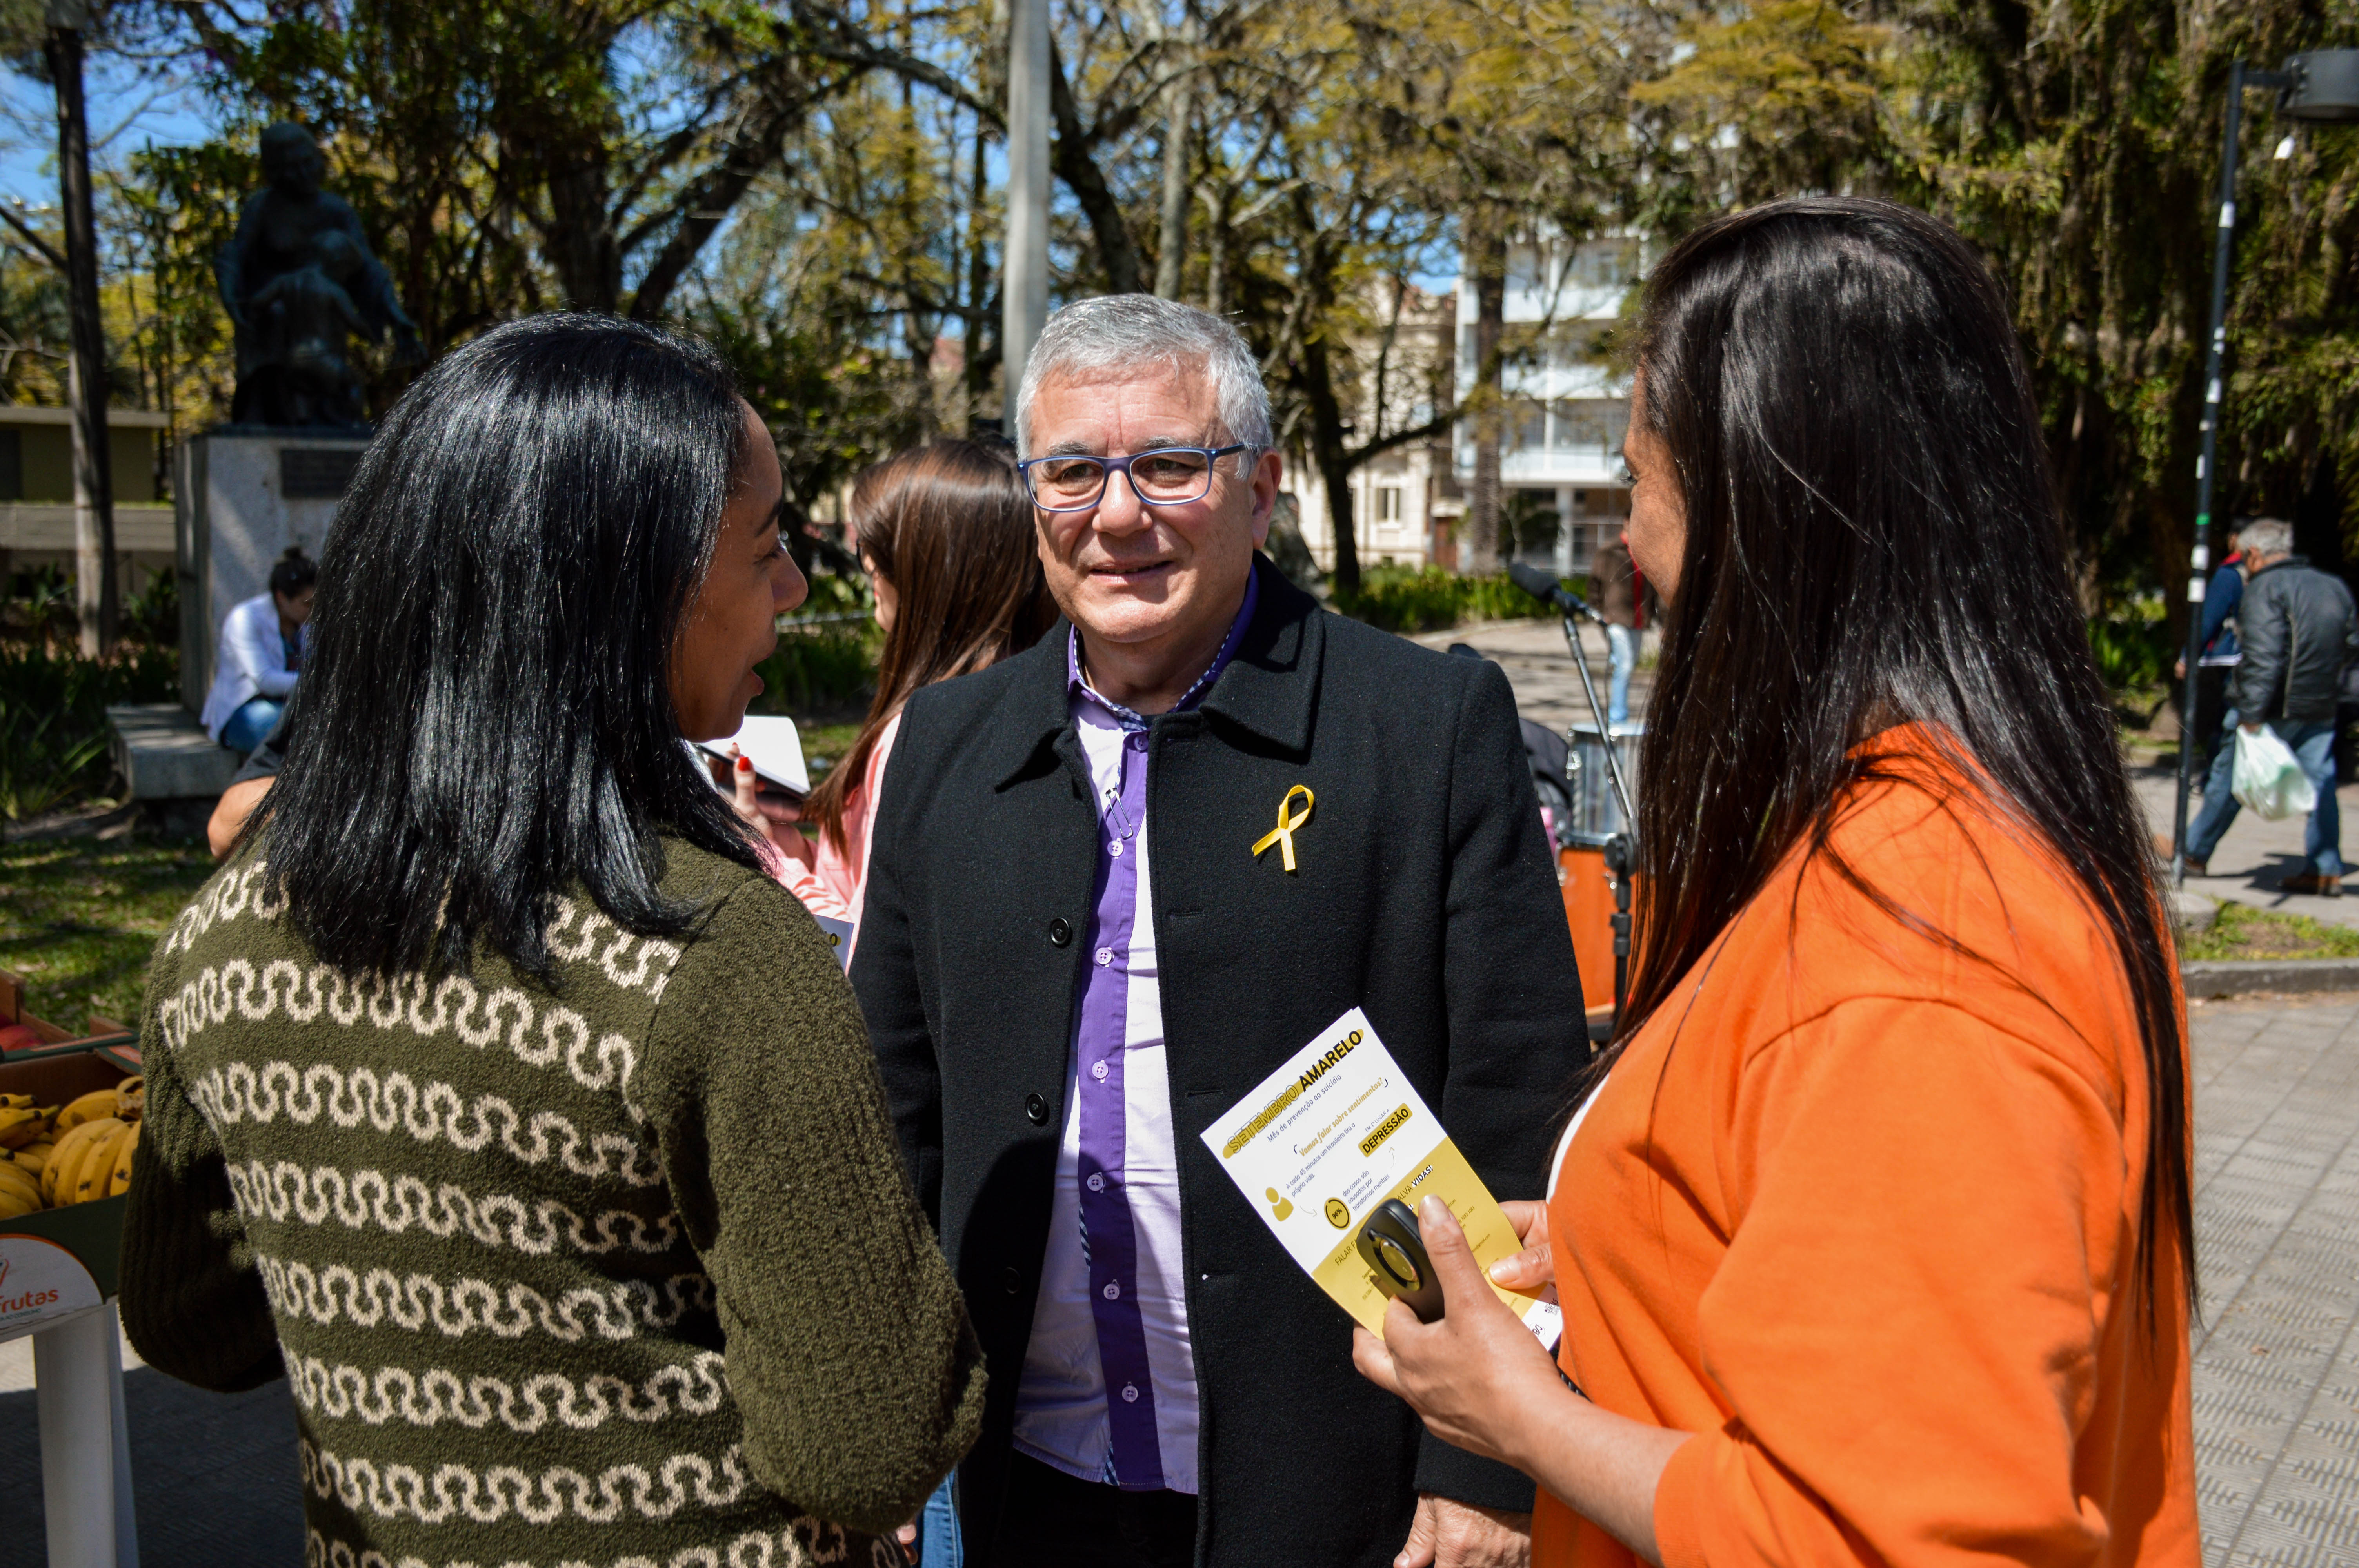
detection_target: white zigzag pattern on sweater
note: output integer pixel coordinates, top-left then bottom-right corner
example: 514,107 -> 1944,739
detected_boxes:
299,1438 -> 748,1524
159,858 -> 286,956
185,1061 -> 664,1185
545,898 -> 684,1001
228,1160 -> 682,1256
158,871 -> 683,1011
286,1348 -> 727,1432
161,965 -> 642,1109
256,1255 -> 711,1342
305,1521 -> 895,1568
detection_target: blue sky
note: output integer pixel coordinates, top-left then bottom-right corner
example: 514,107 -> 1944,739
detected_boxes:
0,52 -> 213,221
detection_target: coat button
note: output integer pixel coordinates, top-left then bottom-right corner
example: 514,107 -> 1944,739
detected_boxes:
1001,1266 -> 1023,1295
1047,917 -> 1073,947
1025,1093 -> 1050,1124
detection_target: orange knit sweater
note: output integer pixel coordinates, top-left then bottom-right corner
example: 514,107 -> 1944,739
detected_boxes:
1537,730 -> 2198,1568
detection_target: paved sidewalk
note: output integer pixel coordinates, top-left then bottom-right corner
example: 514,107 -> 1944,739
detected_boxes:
1411,617 -> 1652,734
2134,757 -> 2359,933
2189,995 -> 2359,1566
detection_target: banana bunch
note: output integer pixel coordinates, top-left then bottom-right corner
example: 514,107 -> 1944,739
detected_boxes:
0,1077 -> 144,1219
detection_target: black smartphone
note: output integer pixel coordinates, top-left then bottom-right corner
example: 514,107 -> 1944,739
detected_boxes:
1356,1198 -> 1444,1323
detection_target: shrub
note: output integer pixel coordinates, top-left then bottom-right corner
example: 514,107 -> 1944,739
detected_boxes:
0,644 -> 179,819
2086,593 -> 2172,693
1331,565 -> 1568,634
753,573 -> 880,714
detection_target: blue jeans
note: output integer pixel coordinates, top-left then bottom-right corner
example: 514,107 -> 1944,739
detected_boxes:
2188,710 -> 2343,876
1605,624 -> 1638,728
221,696 -> 283,756
918,1474 -> 960,1568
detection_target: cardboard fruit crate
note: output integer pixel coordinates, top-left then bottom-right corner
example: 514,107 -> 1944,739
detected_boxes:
0,1047 -> 141,1343
0,966 -> 138,1063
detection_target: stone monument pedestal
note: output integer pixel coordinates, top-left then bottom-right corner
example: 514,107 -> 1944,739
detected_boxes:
173,427 -> 366,717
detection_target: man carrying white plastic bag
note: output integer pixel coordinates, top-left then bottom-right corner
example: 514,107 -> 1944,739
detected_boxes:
2231,725 -> 2318,822
2184,518 -> 2359,894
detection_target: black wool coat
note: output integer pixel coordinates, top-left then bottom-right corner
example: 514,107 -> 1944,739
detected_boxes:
851,555 -> 1587,1568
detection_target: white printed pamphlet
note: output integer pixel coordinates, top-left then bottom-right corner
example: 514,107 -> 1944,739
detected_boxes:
1199,1007 -> 1562,1344
696,715 -> 811,796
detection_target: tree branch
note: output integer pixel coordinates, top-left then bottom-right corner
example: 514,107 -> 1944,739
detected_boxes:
0,206 -> 66,272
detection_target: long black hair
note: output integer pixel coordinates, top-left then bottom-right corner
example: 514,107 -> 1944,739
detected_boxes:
1613,198 -> 2193,1313
256,313 -> 767,977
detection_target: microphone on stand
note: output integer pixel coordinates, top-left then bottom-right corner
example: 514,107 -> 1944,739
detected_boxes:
1507,561 -> 1604,624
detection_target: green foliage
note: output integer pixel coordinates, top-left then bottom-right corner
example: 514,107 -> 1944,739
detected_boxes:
1500,491 -> 1562,558
1331,566 -> 1557,633
0,645 -> 180,820
4,564 -> 79,648
795,571 -> 876,619
2085,593 -> 2173,693
752,590 -> 878,715
120,570 -> 180,652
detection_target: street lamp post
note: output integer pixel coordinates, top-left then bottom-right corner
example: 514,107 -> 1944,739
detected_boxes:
2171,52 -> 2359,887
1002,0 -> 1050,412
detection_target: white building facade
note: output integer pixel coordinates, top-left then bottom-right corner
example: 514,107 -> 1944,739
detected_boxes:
1284,237 -> 1639,579
1285,282 -> 1457,573
1457,234 -> 1641,579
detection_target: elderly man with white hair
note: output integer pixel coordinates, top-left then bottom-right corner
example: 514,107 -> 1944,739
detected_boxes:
2181,515 -> 2359,893
853,295 -> 1585,1568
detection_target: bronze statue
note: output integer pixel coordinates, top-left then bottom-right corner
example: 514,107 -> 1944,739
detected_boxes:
216,123 -> 423,427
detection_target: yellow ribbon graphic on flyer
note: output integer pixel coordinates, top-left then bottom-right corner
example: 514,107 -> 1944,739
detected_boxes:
1251,785 -> 1316,873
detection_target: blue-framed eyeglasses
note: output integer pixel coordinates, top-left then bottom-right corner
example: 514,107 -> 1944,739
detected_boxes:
1018,445 -> 1252,512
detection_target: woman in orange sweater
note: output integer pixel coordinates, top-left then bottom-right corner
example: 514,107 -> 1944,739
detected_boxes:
1355,198 -> 2198,1568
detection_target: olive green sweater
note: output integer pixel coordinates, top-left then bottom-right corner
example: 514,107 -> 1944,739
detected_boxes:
121,837 -> 985,1568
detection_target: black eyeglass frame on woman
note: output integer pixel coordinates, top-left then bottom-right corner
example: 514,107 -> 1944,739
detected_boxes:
1017,443 -> 1253,512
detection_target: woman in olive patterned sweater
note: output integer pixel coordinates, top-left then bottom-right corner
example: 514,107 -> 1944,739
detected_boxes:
122,316 -> 985,1568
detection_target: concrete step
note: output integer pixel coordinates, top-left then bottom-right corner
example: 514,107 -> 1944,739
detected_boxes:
105,704 -> 238,800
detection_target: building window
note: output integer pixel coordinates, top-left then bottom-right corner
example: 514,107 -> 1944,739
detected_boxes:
1510,400 -> 1546,453
1567,240 -> 1639,289
1377,486 -> 1401,524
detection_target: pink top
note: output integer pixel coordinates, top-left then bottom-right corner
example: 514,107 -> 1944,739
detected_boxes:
775,710 -> 901,959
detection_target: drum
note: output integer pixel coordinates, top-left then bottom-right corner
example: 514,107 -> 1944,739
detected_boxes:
1560,724 -> 1640,846
1558,844 -> 1637,1015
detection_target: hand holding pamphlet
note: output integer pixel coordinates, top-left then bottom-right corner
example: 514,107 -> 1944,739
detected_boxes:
1200,1007 -> 1562,1345
696,714 -> 811,797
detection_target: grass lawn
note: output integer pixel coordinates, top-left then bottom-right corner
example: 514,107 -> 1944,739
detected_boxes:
2181,902 -> 2359,963
0,833 -> 217,1027
799,721 -> 864,779
0,713 -> 870,1031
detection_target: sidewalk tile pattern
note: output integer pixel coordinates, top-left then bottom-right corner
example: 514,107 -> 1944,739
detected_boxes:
2192,999 -> 2359,1566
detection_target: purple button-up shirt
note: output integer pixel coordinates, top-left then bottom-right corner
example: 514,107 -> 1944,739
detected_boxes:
1011,571 -> 1259,1495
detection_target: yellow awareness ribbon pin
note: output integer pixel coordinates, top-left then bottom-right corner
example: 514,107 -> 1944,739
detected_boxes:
1250,784 -> 1316,873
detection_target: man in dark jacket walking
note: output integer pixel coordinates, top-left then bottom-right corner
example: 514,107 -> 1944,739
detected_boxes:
2185,517 -> 2359,894
852,295 -> 1586,1568
2174,526 -> 2244,777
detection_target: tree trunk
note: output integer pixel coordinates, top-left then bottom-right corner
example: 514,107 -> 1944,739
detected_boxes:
1301,333 -> 1360,593
1047,41 -> 1144,295
964,119 -> 996,428
1205,185 -> 1231,317
1154,65 -> 1193,298
536,147 -> 621,312
1467,211 -> 1506,575
48,23 -> 114,657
